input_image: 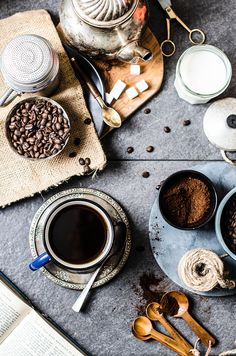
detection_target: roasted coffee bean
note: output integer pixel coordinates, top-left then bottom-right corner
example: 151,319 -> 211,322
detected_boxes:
69,152 -> 77,158
58,116 -> 63,124
221,195 -> 236,253
25,124 -> 33,130
84,165 -> 92,174
25,102 -> 32,110
127,146 -> 134,154
183,119 -> 191,126
84,118 -> 92,125
146,146 -> 154,153
85,157 -> 91,165
14,130 -> 21,137
7,99 -> 70,159
164,126 -> 171,133
144,108 -> 151,114
79,158 -> 85,165
142,171 -> 150,178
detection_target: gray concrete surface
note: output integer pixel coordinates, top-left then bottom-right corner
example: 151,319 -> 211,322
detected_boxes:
0,1 -> 236,355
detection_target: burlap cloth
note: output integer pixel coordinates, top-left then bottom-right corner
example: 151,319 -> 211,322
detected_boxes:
0,9 -> 107,207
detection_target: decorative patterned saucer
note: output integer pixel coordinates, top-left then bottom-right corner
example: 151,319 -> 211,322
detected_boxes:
29,188 -> 131,290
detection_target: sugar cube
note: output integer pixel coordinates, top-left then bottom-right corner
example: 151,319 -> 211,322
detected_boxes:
130,64 -> 141,76
136,79 -> 149,93
105,92 -> 113,105
110,80 -> 126,100
126,87 -> 139,100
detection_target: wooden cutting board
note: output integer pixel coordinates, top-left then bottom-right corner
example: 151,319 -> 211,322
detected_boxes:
58,24 -> 164,135
94,28 -> 164,134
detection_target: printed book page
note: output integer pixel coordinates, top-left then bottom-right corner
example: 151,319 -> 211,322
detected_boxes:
0,309 -> 84,356
0,280 -> 31,344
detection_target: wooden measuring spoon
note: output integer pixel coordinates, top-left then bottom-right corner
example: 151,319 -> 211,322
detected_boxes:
161,291 -> 215,347
146,302 -> 193,354
132,316 -> 190,356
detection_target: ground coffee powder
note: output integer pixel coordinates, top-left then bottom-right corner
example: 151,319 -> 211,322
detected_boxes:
161,295 -> 179,316
162,177 -> 211,227
133,272 -> 165,315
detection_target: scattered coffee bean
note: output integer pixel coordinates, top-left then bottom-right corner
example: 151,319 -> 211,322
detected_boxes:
79,158 -> 85,165
164,126 -> 171,133
127,147 -> 134,154
142,171 -> 150,178
84,165 -> 92,174
144,108 -> 151,114
85,157 -> 91,165
7,98 -> 70,159
74,137 -> 81,146
146,146 -> 154,153
84,118 -> 92,125
69,152 -> 77,158
183,120 -> 191,126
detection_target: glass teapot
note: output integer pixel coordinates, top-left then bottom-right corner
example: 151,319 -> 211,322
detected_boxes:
59,0 -> 153,63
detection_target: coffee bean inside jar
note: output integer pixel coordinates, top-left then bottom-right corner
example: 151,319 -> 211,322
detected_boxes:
6,97 -> 70,159
221,194 -> 236,254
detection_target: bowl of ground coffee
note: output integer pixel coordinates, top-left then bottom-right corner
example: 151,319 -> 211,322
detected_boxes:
159,170 -> 218,230
216,187 -> 236,260
5,97 -> 70,160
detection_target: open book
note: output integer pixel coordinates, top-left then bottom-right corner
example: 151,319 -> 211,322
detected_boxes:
0,273 -> 88,356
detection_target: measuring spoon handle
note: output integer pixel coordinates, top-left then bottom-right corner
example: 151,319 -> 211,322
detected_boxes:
150,329 -> 189,356
182,312 -> 215,347
159,316 -> 193,353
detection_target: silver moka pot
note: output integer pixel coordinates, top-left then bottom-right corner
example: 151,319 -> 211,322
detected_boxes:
59,0 -> 153,63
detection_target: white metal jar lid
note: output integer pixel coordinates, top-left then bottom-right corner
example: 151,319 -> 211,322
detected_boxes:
1,34 -> 58,92
203,98 -> 236,151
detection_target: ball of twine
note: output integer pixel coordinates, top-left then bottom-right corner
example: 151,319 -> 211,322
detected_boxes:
178,248 -> 235,292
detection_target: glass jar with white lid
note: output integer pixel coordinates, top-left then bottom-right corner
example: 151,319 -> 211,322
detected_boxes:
174,45 -> 232,105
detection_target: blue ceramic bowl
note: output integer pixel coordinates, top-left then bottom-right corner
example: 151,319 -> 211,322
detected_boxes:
215,187 -> 236,261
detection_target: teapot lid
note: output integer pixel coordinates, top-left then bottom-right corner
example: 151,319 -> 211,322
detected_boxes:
72,0 -> 138,27
203,98 -> 236,151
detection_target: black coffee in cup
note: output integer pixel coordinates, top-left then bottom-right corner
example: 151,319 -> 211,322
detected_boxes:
48,205 -> 107,265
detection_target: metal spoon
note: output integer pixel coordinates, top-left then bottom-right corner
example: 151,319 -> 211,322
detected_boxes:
161,291 -> 215,347
72,221 -> 127,312
132,316 -> 189,356
146,302 -> 193,354
70,57 -> 122,128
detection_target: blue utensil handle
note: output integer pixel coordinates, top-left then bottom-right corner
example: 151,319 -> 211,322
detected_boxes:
29,252 -> 52,271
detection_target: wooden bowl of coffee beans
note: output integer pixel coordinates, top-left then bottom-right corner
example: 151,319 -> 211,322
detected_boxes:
5,97 -> 70,160
215,187 -> 236,261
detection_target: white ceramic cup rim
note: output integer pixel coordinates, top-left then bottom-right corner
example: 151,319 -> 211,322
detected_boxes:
44,200 -> 114,269
215,187 -> 236,261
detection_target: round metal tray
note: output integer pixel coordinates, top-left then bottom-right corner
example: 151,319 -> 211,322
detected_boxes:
149,162 -> 236,297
